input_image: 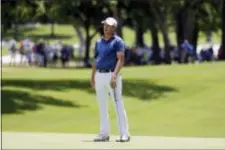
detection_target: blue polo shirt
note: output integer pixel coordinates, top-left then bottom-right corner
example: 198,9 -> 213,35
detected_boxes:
94,35 -> 125,70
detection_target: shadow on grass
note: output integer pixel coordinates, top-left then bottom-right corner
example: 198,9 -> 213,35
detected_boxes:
123,80 -> 177,100
3,79 -> 178,101
2,89 -> 86,115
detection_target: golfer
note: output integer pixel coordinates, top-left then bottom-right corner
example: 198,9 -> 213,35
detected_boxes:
90,17 -> 130,142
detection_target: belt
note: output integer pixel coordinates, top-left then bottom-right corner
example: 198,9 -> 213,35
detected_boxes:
97,69 -> 114,73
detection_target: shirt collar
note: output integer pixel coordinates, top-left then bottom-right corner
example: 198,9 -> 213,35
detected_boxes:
101,34 -> 116,41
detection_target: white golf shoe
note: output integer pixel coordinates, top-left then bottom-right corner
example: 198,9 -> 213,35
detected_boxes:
116,135 -> 131,142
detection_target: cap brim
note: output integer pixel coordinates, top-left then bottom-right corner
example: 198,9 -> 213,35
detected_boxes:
101,21 -> 116,27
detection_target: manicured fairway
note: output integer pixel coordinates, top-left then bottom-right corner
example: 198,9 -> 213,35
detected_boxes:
2,62 -> 225,138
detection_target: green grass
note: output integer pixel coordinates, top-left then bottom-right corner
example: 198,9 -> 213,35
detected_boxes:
2,62 -> 225,138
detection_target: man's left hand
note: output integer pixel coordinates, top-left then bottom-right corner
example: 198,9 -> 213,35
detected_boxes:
110,73 -> 117,88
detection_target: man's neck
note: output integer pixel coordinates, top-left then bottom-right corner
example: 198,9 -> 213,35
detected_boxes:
104,34 -> 113,40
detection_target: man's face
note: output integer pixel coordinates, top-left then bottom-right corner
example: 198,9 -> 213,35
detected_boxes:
103,23 -> 115,35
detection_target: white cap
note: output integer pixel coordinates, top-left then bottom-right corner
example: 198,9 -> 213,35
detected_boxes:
101,17 -> 117,27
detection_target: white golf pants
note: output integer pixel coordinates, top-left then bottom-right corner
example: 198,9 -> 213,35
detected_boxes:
95,71 -> 130,137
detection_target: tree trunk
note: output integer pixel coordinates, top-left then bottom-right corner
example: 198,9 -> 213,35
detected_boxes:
83,23 -> 99,67
99,26 -> 104,36
13,22 -> 18,40
221,0 -> 225,59
150,21 -> 160,64
113,2 -> 123,38
175,11 -> 184,48
159,18 -> 171,64
73,25 -> 85,57
175,0 -> 191,63
175,0 -> 202,63
135,24 -> 144,47
185,8 -> 196,44
151,4 -> 171,64
181,9 -> 196,63
192,18 -> 199,53
84,22 -> 91,67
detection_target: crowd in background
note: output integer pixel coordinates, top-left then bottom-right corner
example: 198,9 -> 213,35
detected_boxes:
4,37 -> 222,68
6,38 -> 75,67
124,40 -> 222,65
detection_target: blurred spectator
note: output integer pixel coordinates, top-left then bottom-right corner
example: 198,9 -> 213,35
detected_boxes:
217,46 -> 223,60
50,43 -> 59,66
142,47 -> 153,64
25,41 -> 34,66
35,40 -> 45,67
60,44 -> 70,67
170,46 -> 179,64
181,39 -> 195,63
160,49 -> 166,63
43,42 -> 49,67
199,47 -> 214,62
8,38 -> 17,66
67,45 -> 75,59
19,40 -> 26,65
126,47 -> 142,65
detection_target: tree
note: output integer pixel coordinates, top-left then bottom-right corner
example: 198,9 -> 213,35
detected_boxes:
147,1 -> 161,64
1,0 -> 16,35
149,18 -> 161,64
35,1 -> 55,36
123,0 -> 147,47
172,0 -> 203,63
1,0 -> 38,39
149,0 -> 173,64
198,1 -> 221,42
111,0 -> 123,37
124,0 -> 161,64
42,0 -> 113,66
221,0 -> 225,59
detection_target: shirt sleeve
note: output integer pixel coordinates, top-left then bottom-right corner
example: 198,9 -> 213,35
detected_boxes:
115,39 -> 125,52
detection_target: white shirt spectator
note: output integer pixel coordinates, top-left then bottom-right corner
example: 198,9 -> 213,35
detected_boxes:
8,39 -> 17,50
23,38 -> 32,52
136,47 -> 144,56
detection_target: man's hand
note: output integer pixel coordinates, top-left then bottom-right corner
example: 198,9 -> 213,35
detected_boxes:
110,51 -> 124,89
110,73 -> 117,88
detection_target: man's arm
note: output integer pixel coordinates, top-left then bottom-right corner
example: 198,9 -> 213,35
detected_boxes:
92,41 -> 99,76
91,62 -> 96,79
113,51 -> 124,76
113,39 -> 125,76
90,41 -> 98,88
90,62 -> 96,88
